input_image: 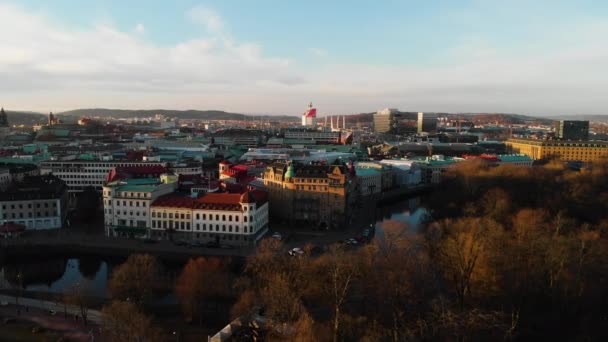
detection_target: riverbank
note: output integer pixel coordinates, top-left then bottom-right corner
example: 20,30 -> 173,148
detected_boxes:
0,232 -> 251,264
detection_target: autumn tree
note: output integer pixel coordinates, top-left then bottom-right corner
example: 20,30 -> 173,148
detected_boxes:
313,245 -> 361,342
175,257 -> 231,325
435,217 -> 501,308
64,281 -> 94,326
101,300 -> 166,342
108,254 -> 163,306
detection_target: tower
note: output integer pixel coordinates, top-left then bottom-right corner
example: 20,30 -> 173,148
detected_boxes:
0,107 -> 8,127
302,102 -> 317,127
0,107 -> 9,139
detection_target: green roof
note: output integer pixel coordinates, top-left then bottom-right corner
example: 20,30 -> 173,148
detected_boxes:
498,154 -> 533,162
355,167 -> 380,176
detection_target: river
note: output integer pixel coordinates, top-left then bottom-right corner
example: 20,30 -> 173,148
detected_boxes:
0,196 -> 429,297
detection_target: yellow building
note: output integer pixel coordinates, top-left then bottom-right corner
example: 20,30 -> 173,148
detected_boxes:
506,139 -> 608,162
263,162 -> 356,229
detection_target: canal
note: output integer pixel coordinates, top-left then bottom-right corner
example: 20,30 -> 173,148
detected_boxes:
0,196 -> 430,298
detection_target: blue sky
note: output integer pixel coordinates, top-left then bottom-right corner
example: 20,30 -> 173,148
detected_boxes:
2,1 -> 608,115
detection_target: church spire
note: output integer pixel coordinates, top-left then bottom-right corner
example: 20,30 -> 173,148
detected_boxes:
0,107 -> 8,127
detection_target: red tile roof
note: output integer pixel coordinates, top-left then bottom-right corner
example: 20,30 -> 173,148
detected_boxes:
151,195 -> 197,208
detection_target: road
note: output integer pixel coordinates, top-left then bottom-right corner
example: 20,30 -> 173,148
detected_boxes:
0,293 -> 102,324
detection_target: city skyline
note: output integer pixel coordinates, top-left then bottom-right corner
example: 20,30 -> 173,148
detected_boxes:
1,1 -> 608,115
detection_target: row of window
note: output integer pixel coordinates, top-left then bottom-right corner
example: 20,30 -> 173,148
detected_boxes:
3,211 -> 58,219
107,200 -> 148,207
151,212 -> 191,219
2,202 -> 56,210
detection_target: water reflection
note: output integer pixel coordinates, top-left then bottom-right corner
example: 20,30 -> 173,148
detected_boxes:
1,257 -> 110,297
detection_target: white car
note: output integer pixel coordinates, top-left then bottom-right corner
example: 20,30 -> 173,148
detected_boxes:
288,247 -> 304,256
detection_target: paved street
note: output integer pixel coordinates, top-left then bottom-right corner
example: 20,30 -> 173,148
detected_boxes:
0,294 -> 101,341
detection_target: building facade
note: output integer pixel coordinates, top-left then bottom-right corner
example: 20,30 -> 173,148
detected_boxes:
103,178 -> 177,237
40,160 -> 167,192
0,175 -> 68,230
149,191 -> 269,245
417,112 -> 438,134
263,162 -> 356,229
373,109 -> 419,135
554,120 -> 589,140
506,138 -> 608,162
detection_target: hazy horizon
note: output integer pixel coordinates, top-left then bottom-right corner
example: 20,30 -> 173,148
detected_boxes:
1,1 -> 607,116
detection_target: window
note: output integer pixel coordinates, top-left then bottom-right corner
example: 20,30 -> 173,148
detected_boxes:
216,215 -> 219,220
169,213 -> 173,219
180,214 -> 185,219
236,216 -> 239,222
229,215 -> 232,222
186,214 -> 190,219
244,216 -> 248,222
222,225 -> 226,232
216,225 -> 219,231
203,214 -> 206,220
163,213 -> 167,218
235,227 -> 239,233
196,213 -> 200,220
203,224 -> 207,231
222,215 -> 226,221
196,224 -> 200,230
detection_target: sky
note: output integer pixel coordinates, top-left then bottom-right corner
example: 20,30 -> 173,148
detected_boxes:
1,0 -> 608,116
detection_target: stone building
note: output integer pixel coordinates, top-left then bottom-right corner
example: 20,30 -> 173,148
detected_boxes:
263,162 -> 356,229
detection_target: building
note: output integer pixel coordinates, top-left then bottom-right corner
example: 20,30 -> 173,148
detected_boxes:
40,160 -> 167,193
0,175 -> 68,230
301,102 -> 317,127
149,191 -> 269,245
212,129 -> 265,147
506,138 -> 608,162
283,128 -> 342,145
417,112 -> 438,134
554,120 -> 589,140
0,168 -> 10,191
263,162 -> 356,229
0,107 -> 9,140
354,167 -> 382,196
102,178 -> 177,237
373,108 -> 418,135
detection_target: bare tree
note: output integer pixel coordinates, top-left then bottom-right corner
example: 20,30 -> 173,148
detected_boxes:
101,300 -> 166,342
108,254 -> 163,306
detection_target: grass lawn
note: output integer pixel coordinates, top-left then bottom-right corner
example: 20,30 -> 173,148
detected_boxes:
0,321 -> 61,342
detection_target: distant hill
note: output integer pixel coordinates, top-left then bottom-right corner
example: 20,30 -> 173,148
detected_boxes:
547,114 -> 608,122
5,111 -> 47,126
56,108 -> 300,122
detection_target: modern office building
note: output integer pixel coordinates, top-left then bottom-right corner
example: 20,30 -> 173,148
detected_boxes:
283,128 -> 342,145
40,160 -> 167,193
0,175 -> 68,230
506,138 -> 608,162
417,112 -> 438,134
262,162 -> 356,229
554,120 -> 589,140
373,108 -> 418,135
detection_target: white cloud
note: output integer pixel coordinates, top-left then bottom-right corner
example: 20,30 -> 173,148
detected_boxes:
307,48 -> 328,57
135,23 -> 145,34
187,6 -> 224,33
1,3 -> 608,115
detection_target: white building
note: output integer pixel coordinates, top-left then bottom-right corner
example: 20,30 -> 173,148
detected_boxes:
103,178 -> 177,237
149,191 -> 269,245
40,160 -> 167,192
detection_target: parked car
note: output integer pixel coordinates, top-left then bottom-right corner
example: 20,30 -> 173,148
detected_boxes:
289,247 -> 305,256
